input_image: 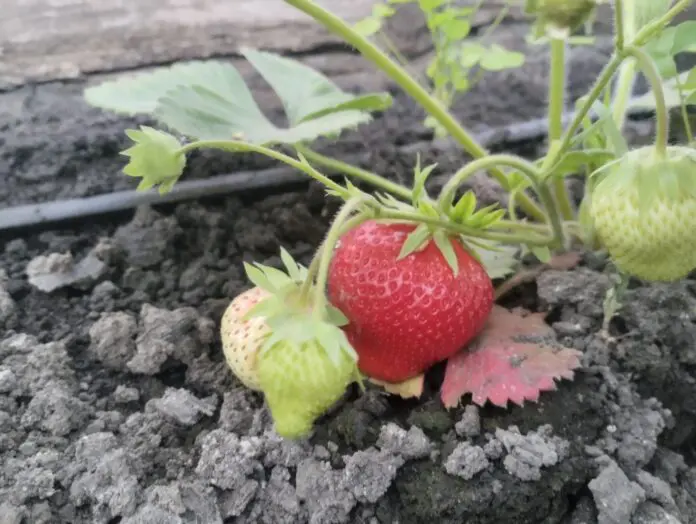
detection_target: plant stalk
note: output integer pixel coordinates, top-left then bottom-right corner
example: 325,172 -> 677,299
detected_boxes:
293,144 -> 413,201
283,0 -> 547,223
623,46 -> 670,156
312,198 -> 366,319
546,37 -> 574,221
178,140 -> 351,198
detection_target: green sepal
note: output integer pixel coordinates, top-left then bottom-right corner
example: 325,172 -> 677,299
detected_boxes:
450,191 -> 477,220
120,126 -> 186,194
545,149 -> 616,180
398,223 -> 432,260
261,315 -> 358,369
460,238 -> 521,279
411,156 -> 438,206
433,230 -> 459,276
529,245 -> 552,264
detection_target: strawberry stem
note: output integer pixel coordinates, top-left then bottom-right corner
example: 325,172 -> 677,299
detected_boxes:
311,198 -> 368,320
177,140 -> 351,197
293,144 -> 413,201
622,46 -> 669,157
284,0 -> 548,223
546,37 -> 575,222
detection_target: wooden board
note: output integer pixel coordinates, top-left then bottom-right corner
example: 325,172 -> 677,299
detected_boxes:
0,0 -> 531,90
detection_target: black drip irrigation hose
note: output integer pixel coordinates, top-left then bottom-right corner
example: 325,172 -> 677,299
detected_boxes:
0,109 -> 652,233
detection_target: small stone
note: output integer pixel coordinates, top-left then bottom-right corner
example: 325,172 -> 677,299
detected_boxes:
377,423 -> 433,460
455,405 -> 481,437
444,442 -> 489,480
0,368 -> 18,393
148,388 -> 217,426
589,460 -> 646,524
26,251 -> 106,292
112,386 -> 140,404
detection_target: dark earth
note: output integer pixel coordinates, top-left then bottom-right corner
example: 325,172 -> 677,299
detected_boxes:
2,18 -> 696,524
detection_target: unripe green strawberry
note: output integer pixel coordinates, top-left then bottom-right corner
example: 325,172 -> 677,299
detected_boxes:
227,248 -> 361,439
220,287 -> 270,391
525,0 -> 599,35
257,325 -> 359,438
588,145 -> 696,282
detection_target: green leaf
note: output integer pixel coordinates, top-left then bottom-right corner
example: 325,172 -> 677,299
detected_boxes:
120,126 -> 186,194
547,150 -> 616,179
154,83 -> 370,143
459,43 -> 486,68
670,21 -> 696,54
682,67 -> 696,90
241,48 -> 392,125
433,230 -> 459,276
84,61 -> 233,115
530,246 -> 551,264
354,17 -> 382,36
88,56 -> 389,145
479,44 -> 525,72
590,100 -> 628,156
398,223 -> 432,260
628,69 -> 696,111
467,241 -> 520,279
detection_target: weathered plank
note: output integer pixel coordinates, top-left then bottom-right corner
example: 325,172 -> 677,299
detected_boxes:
0,0 -> 384,88
0,0 -> 533,90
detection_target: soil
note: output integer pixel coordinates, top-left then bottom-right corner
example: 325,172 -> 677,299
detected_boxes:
3,21 -> 696,524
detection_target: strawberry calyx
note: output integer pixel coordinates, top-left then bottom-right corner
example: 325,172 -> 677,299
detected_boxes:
525,0 -> 601,39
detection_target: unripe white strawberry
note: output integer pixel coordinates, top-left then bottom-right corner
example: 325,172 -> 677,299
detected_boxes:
588,145 -> 696,282
220,287 -> 270,391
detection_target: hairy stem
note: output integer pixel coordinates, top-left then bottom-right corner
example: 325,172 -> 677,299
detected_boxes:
178,140 -> 350,198
543,0 -> 690,170
611,59 -> 637,129
547,37 -> 574,221
676,78 -> 695,144
284,0 -> 547,223
544,54 -> 625,168
610,0 -> 637,129
312,199 -> 366,319
614,0 -> 627,51
293,144 -> 413,201
624,46 -> 669,156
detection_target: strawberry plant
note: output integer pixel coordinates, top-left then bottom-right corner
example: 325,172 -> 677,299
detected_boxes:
83,0 -> 696,438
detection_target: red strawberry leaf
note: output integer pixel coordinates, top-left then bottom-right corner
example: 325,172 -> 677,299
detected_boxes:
441,306 -> 582,409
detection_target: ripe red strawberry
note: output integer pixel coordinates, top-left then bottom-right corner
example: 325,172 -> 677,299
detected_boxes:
327,220 -> 494,383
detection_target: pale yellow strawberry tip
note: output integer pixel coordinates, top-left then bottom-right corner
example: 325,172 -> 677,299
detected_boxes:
219,287 -> 271,391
